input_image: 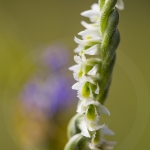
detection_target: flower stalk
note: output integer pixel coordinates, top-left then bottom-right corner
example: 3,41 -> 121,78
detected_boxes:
65,0 -> 124,149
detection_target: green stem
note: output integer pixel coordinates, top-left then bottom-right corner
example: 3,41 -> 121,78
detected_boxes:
98,0 -> 120,104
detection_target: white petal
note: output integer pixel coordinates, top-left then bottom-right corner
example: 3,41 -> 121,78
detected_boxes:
86,76 -> 96,85
77,100 -> 86,113
98,104 -> 110,116
81,10 -> 99,18
91,3 -> 99,11
74,36 -> 85,45
69,65 -> 79,71
101,126 -> 115,135
81,21 -> 99,29
116,0 -> 124,10
95,83 -> 100,94
79,75 -> 95,84
74,36 -> 101,46
81,21 -> 92,29
88,64 -> 99,76
87,122 -> 105,131
84,44 -> 98,55
72,82 -> 81,90
79,75 -> 86,83
79,120 -> 91,138
81,9 -> 100,23
74,45 -> 83,53
74,55 -> 82,64
73,72 -> 79,81
78,28 -> 100,40
81,54 -> 86,62
85,100 -> 100,107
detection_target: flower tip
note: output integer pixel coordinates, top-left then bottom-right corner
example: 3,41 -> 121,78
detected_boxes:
68,66 -> 73,71
116,0 -> 125,10
78,31 -> 83,36
80,11 -> 86,17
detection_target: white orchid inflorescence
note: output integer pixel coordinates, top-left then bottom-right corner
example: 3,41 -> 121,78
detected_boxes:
65,0 -> 124,150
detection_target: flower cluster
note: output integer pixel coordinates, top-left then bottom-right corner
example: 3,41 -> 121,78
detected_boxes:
68,0 -> 124,149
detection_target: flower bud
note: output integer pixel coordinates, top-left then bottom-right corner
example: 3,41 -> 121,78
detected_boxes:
67,114 -> 82,138
64,134 -> 90,150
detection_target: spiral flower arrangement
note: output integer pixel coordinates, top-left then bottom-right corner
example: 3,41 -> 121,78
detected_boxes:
65,0 -> 124,150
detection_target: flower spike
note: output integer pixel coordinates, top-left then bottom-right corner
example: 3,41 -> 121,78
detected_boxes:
65,0 -> 124,149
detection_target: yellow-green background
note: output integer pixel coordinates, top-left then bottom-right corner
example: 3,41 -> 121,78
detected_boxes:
0,0 -> 150,150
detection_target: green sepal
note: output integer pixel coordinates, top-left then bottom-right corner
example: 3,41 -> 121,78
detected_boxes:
67,114 -> 83,139
64,134 -> 90,150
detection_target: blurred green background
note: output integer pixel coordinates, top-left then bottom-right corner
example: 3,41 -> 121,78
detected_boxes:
0,0 -> 150,150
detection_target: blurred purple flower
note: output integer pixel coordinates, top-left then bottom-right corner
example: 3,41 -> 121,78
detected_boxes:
41,44 -> 69,70
20,44 -> 75,119
21,74 -> 75,118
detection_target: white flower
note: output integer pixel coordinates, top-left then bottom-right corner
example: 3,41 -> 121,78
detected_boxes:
85,102 -> 110,131
74,44 -> 100,56
72,75 -> 96,100
78,115 -> 105,138
80,0 -> 124,24
77,100 -> 110,115
77,100 -> 110,134
78,28 -> 100,40
74,36 -> 101,46
78,117 -> 115,150
90,126 -> 115,149
69,55 -> 101,81
81,3 -> 100,23
80,0 -> 124,25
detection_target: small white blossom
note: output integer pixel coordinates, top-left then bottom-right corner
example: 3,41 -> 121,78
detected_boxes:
69,55 -> 101,81
78,28 -> 100,40
74,36 -> 101,46
85,102 -> 110,131
72,75 -> 96,101
78,118 -> 115,150
90,126 -> 115,149
77,100 -> 110,132
81,3 -> 100,23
